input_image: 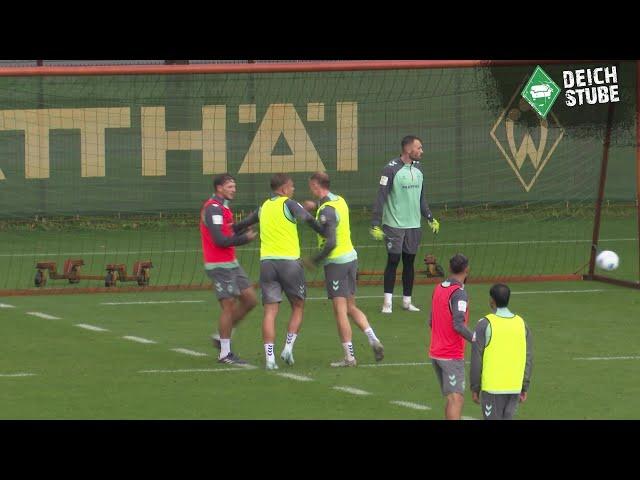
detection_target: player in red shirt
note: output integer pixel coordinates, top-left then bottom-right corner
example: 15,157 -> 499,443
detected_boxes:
429,253 -> 475,419
200,173 -> 258,364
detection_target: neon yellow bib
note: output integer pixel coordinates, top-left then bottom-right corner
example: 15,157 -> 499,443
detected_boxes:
481,313 -> 527,393
259,196 -> 300,260
316,195 -> 354,260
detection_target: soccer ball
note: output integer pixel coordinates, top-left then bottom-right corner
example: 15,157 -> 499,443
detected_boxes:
596,250 -> 619,271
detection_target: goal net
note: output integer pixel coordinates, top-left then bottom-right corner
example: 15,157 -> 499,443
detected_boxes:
0,61 -> 637,293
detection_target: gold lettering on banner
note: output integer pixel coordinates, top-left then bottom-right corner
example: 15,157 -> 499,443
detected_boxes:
336,101 -> 358,171
141,106 -> 227,176
0,101 -> 359,180
0,108 -> 130,179
307,103 -> 325,122
238,104 -> 326,174
238,104 -> 256,123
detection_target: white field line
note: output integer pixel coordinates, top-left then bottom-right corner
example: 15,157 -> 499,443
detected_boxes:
233,363 -> 258,369
3,249 -> 204,257
332,386 -> 372,396
3,237 -> 635,257
122,336 -> 156,344
100,300 -> 205,305
415,238 -> 636,247
170,348 -> 208,357
26,312 -> 60,320
276,373 -> 314,382
93,291 -> 607,308
390,400 -> 431,411
308,290 -> 605,301
139,367 -> 257,373
462,416 -> 479,420
360,362 -> 431,367
573,356 -> 640,361
75,324 -> 109,332
0,373 -> 36,377
307,294 -> 403,300
361,361 -> 471,367
0,303 -> 16,308
512,289 -> 604,295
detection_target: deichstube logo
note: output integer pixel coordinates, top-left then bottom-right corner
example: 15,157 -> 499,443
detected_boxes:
490,76 -> 565,192
521,65 -> 561,118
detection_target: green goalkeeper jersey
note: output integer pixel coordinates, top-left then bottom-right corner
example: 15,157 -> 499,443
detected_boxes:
371,158 -> 433,229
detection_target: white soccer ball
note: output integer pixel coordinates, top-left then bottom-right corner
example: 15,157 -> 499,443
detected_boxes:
596,250 -> 619,271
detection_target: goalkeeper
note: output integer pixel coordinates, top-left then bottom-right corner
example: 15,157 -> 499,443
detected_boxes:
370,135 -> 440,314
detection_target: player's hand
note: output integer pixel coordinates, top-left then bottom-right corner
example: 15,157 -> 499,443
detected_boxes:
428,218 -> 440,234
519,391 -> 528,403
302,200 -> 316,212
369,225 -> 384,241
233,223 -> 246,234
472,391 -> 480,404
245,227 -> 257,241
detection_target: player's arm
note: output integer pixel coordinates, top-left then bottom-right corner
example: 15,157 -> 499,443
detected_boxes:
422,186 -> 439,233
204,204 -> 253,247
232,207 -> 259,234
285,199 -> 324,234
371,164 -> 395,227
449,289 -> 474,342
522,323 -> 534,393
470,317 -> 489,395
310,206 -> 337,265
413,162 -> 439,232
302,199 -> 318,212
420,184 -> 434,222
429,289 -> 436,328
413,161 -> 434,221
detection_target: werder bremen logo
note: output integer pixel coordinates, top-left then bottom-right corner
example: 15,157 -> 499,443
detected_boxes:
490,83 -> 565,192
521,66 -> 561,118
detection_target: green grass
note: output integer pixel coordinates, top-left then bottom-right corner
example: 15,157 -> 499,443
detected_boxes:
1,208 -> 638,291
1,281 -> 639,419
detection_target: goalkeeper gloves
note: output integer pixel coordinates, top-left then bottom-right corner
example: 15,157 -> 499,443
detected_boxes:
428,218 -> 440,234
369,225 -> 384,241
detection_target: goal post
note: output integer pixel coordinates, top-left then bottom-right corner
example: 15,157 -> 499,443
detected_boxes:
582,61 -> 640,289
0,59 -> 637,295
